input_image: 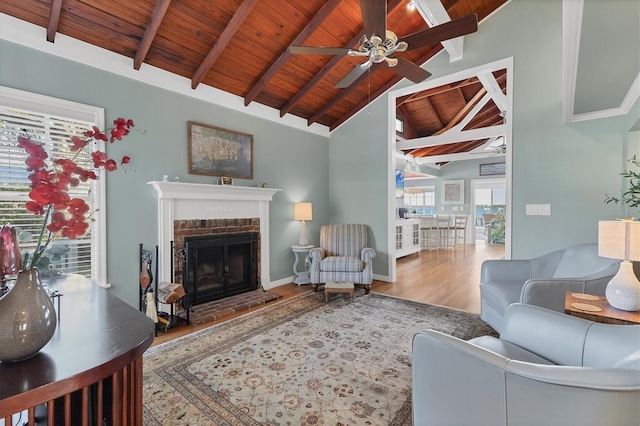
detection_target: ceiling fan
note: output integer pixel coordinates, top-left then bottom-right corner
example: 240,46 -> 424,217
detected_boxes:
289,0 -> 478,88
470,137 -> 507,156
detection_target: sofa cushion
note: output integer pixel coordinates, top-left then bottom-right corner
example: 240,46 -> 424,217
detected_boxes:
320,256 -> 364,273
480,281 -> 523,315
553,243 -> 619,278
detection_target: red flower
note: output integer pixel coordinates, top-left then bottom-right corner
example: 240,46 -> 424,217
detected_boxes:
47,211 -> 67,233
91,151 -> 108,168
17,117 -> 137,269
61,218 -> 88,239
70,136 -> 86,151
26,201 -> 45,215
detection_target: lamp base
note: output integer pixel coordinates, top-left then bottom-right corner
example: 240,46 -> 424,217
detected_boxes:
298,221 -> 309,246
606,261 -> 640,311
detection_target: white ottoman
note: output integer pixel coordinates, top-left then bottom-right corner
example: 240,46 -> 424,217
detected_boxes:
324,281 -> 354,302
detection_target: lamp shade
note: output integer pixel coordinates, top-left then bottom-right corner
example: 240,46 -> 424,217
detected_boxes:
294,202 -> 313,221
598,220 -> 640,261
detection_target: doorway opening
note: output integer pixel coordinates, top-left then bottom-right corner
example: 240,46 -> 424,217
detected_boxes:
472,179 -> 506,247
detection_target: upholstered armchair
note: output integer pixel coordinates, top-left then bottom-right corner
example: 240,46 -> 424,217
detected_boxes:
309,224 -> 376,293
412,303 -> 640,426
480,243 -> 620,332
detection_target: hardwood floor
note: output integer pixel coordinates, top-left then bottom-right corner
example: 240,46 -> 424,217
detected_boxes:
151,243 -> 504,346
374,243 -> 505,312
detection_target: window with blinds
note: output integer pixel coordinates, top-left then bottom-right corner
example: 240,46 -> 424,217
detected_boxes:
0,87 -> 105,280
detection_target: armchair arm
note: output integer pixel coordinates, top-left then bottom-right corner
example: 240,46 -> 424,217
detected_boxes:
309,247 -> 325,261
480,259 -> 533,283
506,361 -> 640,390
412,330 -> 508,426
309,248 -> 325,284
360,247 -> 376,262
521,273 -> 614,313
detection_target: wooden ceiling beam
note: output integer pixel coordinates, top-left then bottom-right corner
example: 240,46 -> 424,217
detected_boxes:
283,0 -> 405,119
308,63 -> 384,126
191,0 -> 260,90
46,0 -> 63,42
395,77 -> 480,108
134,0 -> 172,70
434,87 -> 487,135
244,0 -> 342,107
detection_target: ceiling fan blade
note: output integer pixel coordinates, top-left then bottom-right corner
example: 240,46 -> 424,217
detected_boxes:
393,57 -> 432,84
402,14 -> 478,51
360,0 -> 387,39
335,64 -> 368,88
289,46 -> 351,56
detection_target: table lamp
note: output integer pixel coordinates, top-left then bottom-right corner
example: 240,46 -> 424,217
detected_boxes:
294,202 -> 312,246
598,219 -> 640,311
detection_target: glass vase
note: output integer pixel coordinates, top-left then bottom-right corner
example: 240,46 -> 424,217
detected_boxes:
0,224 -> 23,278
0,268 -> 57,362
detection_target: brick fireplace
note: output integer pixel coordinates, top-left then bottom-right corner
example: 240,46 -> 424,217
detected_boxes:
149,182 -> 281,293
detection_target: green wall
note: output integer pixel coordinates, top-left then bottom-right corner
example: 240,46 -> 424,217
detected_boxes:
1,0 -> 639,300
331,0 -> 639,266
0,40 -> 330,306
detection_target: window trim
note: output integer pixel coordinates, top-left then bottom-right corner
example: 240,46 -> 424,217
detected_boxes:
0,86 -> 107,283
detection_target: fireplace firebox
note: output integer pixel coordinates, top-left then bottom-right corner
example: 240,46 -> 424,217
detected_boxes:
183,232 -> 259,306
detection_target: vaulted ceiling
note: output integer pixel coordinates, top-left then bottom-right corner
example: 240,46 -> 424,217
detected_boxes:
0,0 -> 507,132
1,0 -> 637,168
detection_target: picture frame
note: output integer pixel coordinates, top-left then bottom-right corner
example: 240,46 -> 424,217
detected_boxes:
479,162 -> 506,176
188,121 -> 253,179
441,180 -> 464,204
220,177 -> 233,185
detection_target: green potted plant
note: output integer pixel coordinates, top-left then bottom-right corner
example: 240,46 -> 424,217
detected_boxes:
605,155 -> 640,219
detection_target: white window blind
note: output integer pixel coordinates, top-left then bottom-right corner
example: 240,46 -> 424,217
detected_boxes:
0,87 -> 105,281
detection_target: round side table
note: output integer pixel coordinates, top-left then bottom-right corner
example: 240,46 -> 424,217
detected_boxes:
291,244 -> 313,285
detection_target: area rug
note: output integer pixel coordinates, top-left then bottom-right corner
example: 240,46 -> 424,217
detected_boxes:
142,291 -> 496,425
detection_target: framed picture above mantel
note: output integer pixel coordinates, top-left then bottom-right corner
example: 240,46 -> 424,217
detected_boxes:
188,121 -> 253,179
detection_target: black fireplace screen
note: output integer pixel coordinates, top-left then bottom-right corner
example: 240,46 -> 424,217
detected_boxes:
183,232 -> 258,306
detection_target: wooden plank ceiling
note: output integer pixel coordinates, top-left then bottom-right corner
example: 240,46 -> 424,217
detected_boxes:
398,68 -> 507,162
0,0 -> 507,148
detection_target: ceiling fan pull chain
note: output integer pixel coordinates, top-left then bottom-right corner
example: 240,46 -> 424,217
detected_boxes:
367,67 -> 372,116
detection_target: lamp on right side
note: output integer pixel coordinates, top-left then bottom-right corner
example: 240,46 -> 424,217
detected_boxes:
598,219 -> 640,311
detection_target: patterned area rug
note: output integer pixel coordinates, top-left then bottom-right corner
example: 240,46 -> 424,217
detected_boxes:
143,291 -> 496,425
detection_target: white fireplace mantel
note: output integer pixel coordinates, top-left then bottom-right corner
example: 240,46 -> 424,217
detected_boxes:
149,181 -> 281,287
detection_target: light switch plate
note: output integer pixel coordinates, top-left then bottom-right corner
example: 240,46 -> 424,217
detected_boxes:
526,204 -> 551,215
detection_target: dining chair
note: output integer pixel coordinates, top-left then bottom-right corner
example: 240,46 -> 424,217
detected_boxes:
419,215 -> 438,251
436,215 -> 454,250
453,215 -> 468,250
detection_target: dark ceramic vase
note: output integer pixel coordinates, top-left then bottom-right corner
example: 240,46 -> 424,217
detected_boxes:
0,268 -> 57,363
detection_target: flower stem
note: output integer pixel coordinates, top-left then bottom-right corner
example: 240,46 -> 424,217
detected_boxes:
29,207 -> 52,270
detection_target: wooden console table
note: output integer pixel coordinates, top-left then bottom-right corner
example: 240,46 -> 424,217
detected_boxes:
564,291 -> 640,325
0,274 -> 155,425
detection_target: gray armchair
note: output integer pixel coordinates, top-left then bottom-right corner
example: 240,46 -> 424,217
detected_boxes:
480,243 -> 620,332
412,303 -> 640,426
309,224 -> 376,293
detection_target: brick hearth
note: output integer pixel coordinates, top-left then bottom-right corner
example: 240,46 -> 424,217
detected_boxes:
175,289 -> 281,326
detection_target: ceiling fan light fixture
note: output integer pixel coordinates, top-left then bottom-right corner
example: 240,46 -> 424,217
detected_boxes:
371,48 -> 387,63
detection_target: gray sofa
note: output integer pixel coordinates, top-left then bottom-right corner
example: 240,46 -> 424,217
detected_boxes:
412,303 -> 640,425
480,243 -> 620,332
